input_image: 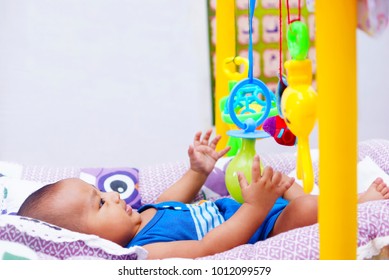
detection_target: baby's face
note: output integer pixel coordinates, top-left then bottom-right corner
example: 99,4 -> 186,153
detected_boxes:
54,178 -> 141,246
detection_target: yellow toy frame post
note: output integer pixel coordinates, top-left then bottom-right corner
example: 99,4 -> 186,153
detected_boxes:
215,0 -> 236,150
316,0 -> 358,259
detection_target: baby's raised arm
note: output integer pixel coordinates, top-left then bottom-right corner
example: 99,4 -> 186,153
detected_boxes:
144,155 -> 294,259
156,129 -> 230,203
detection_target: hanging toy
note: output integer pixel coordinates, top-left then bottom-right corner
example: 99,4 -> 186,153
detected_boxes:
281,19 -> 318,193
263,74 -> 296,146
262,0 -> 300,148
224,0 -> 274,203
263,115 -> 296,146
220,56 -> 278,156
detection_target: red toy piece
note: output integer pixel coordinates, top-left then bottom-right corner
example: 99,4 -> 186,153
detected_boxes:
263,115 -> 297,146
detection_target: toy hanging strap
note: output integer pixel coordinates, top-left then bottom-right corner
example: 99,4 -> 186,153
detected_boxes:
248,0 -> 256,82
278,0 -> 284,86
279,0 -> 303,85
286,0 -> 302,23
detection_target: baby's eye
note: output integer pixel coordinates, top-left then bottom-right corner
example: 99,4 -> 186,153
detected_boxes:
99,198 -> 105,208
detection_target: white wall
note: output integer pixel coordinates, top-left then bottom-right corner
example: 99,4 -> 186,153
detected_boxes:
1,1 -> 389,168
357,28 -> 389,141
0,0 -> 212,168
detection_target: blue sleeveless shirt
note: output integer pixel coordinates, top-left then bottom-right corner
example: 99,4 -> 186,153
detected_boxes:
126,198 -> 288,248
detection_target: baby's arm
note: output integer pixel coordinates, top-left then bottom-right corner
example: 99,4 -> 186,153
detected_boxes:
156,129 -> 230,203
144,156 -> 294,259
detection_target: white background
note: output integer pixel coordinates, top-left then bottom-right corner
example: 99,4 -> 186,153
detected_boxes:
0,0 -> 388,168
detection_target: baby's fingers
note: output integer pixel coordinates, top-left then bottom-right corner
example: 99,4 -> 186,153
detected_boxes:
237,172 -> 249,190
271,171 -> 282,186
251,155 -> 262,183
209,134 -> 221,149
280,176 -> 295,193
217,146 -> 231,158
260,165 -> 273,183
193,131 -> 202,145
201,129 -> 213,145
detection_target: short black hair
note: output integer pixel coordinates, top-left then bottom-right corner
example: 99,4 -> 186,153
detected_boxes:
17,182 -> 82,232
17,183 -> 55,218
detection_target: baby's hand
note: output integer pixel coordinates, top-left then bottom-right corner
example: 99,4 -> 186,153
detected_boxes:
238,155 -> 294,209
188,129 -> 230,177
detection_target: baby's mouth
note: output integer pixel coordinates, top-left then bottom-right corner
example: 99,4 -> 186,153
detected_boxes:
125,204 -> 132,215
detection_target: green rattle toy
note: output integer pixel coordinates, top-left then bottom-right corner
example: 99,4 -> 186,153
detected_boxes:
224,0 -> 273,202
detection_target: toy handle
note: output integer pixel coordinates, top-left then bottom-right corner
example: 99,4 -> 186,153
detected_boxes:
297,137 -> 314,193
223,56 -> 249,81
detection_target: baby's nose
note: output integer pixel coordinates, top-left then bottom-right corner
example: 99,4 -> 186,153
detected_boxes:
105,191 -> 121,203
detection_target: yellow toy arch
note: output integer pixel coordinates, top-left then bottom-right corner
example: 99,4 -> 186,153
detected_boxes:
215,0 -> 358,259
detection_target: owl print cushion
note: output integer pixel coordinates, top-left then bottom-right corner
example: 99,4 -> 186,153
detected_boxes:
80,167 -> 141,209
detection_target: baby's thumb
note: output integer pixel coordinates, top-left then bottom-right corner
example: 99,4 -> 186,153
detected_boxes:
188,145 -> 194,156
237,172 -> 249,190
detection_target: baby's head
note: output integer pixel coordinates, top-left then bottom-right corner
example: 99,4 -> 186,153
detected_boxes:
17,178 -> 141,246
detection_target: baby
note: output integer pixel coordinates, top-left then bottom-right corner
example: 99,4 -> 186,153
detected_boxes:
17,129 -> 389,259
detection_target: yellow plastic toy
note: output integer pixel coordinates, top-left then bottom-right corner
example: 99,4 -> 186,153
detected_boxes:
277,18 -> 318,194
281,59 -> 317,193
